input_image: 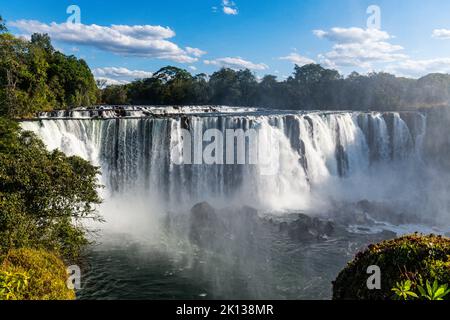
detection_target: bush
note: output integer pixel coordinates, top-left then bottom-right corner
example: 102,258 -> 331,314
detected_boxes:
0,248 -> 75,300
0,117 -> 102,260
0,118 -> 101,299
332,234 -> 450,300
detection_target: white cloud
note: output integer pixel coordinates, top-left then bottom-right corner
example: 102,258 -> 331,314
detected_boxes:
279,53 -> 315,66
222,0 -> 238,15
313,27 -> 391,44
9,20 -> 202,63
188,66 -> 197,71
204,57 -> 268,70
314,26 -> 450,77
95,77 -> 130,86
314,27 -> 406,69
223,6 -> 238,15
93,67 -> 153,79
104,24 -> 175,39
432,29 -> 450,40
93,67 -> 153,86
185,47 -> 207,57
385,58 -> 450,78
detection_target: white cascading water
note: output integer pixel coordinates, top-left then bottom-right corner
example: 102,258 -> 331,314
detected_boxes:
19,107 -> 448,301
20,109 -> 427,213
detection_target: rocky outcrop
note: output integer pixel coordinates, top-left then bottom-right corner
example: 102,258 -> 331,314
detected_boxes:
189,202 -> 228,247
186,200 -> 421,256
332,200 -> 425,226
269,214 -> 335,241
188,202 -> 338,246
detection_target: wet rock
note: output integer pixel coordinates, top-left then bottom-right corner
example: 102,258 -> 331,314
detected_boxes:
273,213 -> 335,242
232,205 -> 258,225
332,200 -> 424,227
355,200 -> 420,225
294,214 -> 334,241
189,202 -> 228,246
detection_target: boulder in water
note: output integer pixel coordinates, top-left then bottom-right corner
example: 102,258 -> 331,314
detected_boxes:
332,200 -> 424,227
189,202 -> 228,246
273,213 -> 335,241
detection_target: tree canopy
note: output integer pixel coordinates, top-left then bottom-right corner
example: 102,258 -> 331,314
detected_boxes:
2,24 -> 450,116
0,30 -> 98,118
0,118 -> 102,260
99,64 -> 450,111
0,15 -> 6,33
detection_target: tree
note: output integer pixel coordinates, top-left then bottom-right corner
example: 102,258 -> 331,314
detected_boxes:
415,73 -> 450,106
30,33 -> 54,54
101,84 -> 129,105
96,78 -> 108,89
0,15 -> 7,33
46,52 -> 98,109
0,33 -> 32,117
235,69 -> 258,106
191,73 -> 210,104
0,31 -> 98,117
154,66 -> 195,104
0,118 -> 102,259
257,75 -> 280,107
209,68 -> 243,105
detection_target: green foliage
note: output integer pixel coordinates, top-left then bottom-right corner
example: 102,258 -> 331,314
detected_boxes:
0,17 -> 449,113
391,280 -> 419,300
48,52 -> 98,109
0,269 -> 30,300
392,279 -> 450,301
0,31 -> 98,118
0,118 -> 102,260
0,248 -> 75,300
0,15 -> 7,33
333,234 -> 450,300
98,63 -> 450,111
1,22 -> 448,113
417,279 -> 450,300
120,66 -> 208,105
101,84 -> 129,105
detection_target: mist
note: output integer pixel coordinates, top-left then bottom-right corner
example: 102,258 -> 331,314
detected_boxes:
19,106 -> 450,299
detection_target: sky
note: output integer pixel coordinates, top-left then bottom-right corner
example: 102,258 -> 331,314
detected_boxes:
3,0 -> 450,85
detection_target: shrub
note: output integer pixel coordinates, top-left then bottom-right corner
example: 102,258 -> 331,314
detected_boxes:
332,233 -> 450,300
0,117 -> 102,260
0,248 -> 75,300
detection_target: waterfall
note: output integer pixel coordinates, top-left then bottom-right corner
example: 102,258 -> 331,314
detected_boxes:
20,109 -> 426,212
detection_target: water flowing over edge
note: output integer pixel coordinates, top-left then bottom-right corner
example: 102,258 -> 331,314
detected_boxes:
21,108 -> 428,214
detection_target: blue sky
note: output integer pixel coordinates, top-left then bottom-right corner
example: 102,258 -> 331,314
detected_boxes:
2,0 -> 450,84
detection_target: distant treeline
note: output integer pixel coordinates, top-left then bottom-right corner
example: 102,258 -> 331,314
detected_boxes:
100,65 -> 450,111
0,16 -> 97,118
2,14 -> 450,118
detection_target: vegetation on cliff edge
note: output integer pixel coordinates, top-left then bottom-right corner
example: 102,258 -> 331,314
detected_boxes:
333,234 -> 450,300
0,116 -> 102,299
0,118 -> 102,260
0,248 -> 75,300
